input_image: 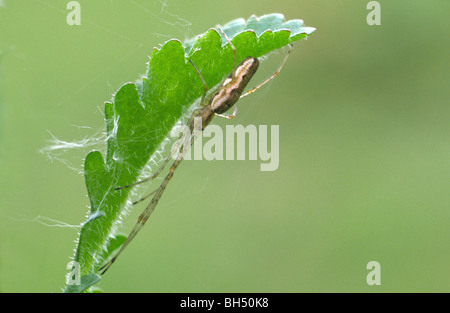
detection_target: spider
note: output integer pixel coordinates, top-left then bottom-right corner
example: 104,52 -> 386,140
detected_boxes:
100,28 -> 292,274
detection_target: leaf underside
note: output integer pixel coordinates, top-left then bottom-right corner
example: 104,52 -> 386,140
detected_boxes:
69,13 -> 315,292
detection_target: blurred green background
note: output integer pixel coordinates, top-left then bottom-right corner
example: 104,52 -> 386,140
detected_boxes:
0,0 -> 448,293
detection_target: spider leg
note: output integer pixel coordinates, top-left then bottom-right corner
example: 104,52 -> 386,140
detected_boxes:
215,105 -> 238,119
218,28 -> 236,79
114,132 -> 186,191
100,130 -> 203,275
240,44 -> 292,99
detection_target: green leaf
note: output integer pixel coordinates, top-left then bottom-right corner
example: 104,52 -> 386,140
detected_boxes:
66,13 -> 315,291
